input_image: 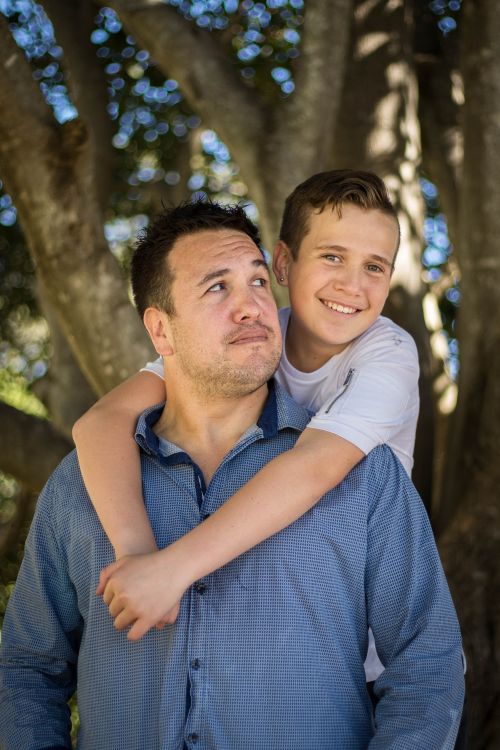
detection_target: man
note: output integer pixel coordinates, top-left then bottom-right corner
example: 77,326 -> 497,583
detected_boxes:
0,201 -> 464,749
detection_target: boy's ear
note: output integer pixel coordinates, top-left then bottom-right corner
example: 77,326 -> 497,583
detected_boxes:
272,240 -> 292,286
143,308 -> 174,356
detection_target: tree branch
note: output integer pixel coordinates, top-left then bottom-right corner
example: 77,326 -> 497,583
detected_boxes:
257,0 -> 354,244
42,0 -> 116,209
0,17 -> 152,394
283,0 -> 354,175
103,0 -> 266,192
0,402 -> 72,493
0,16 -> 56,153
415,3 -> 462,243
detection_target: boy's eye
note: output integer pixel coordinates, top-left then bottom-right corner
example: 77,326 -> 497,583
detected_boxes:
366,264 -> 384,274
251,277 -> 268,287
323,254 -> 341,263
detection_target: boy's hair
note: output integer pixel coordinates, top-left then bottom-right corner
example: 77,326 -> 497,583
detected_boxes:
131,200 -> 261,318
279,169 -> 399,259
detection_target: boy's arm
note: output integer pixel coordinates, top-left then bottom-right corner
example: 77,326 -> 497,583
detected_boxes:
72,371 -> 165,558
100,427 -> 364,639
365,447 -> 464,748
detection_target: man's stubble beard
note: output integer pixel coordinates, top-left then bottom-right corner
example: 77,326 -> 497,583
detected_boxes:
172,327 -> 282,400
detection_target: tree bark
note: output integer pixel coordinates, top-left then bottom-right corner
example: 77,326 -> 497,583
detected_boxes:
439,3 -> 500,745
42,0 -> 116,210
415,1 -> 462,242
0,402 -> 73,493
104,0 -> 354,254
329,0 -> 435,505
34,281 -> 97,437
0,17 -> 153,395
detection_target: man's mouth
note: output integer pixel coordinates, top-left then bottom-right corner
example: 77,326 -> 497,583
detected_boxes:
227,326 -> 271,344
321,299 -> 359,315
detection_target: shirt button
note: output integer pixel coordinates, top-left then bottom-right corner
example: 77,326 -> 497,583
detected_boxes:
187,732 -> 199,743
191,658 -> 201,670
194,582 -> 207,594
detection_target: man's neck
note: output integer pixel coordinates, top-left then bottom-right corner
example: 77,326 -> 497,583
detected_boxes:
153,381 -> 269,483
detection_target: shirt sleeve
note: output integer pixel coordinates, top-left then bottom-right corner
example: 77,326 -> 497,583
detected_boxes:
0,476 -> 81,750
140,356 -> 164,379
364,446 -> 464,748
308,324 -> 419,455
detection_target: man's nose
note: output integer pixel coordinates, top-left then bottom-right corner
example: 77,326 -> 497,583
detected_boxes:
232,288 -> 261,321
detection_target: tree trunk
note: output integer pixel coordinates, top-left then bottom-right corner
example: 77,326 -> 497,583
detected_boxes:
439,2 -> 500,745
330,0 -> 435,505
0,18 -> 152,396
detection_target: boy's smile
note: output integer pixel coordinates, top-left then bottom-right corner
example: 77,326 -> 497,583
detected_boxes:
274,204 -> 399,372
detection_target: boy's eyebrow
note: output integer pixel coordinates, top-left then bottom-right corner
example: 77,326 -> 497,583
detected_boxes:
369,254 -> 393,268
197,258 -> 268,287
316,244 -> 393,268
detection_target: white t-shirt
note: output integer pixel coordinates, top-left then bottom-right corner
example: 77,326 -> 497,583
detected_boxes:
275,308 -> 420,475
142,308 -> 420,682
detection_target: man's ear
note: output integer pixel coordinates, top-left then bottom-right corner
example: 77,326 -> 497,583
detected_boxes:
272,241 -> 292,286
143,308 -> 174,356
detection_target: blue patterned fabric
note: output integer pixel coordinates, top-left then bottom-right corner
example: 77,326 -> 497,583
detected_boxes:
0,382 -> 463,749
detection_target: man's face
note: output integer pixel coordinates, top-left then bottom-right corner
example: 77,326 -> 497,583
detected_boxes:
165,229 -> 282,398
278,204 -> 398,369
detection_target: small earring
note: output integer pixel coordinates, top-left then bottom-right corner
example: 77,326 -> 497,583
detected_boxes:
279,276 -> 285,282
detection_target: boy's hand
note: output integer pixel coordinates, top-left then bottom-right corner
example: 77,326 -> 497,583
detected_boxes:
96,550 -> 189,640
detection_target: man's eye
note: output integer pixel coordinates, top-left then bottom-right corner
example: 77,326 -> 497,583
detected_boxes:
207,282 -> 225,292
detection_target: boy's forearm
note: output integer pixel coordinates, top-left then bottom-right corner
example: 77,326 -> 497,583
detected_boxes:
73,407 -> 157,558
163,430 -> 363,585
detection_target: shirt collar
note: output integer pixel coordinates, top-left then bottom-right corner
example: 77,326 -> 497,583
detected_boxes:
134,379 -> 311,459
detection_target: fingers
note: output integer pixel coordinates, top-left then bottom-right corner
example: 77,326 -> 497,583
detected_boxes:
96,560 -> 121,596
127,618 -> 153,641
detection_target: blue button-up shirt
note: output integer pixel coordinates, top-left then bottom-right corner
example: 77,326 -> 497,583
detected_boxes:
0,382 -> 464,749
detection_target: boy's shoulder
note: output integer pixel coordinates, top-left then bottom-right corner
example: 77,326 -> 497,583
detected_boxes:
349,315 -> 418,361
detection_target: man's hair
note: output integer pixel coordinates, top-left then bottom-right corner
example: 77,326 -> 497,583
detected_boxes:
131,200 -> 262,318
279,169 -> 399,260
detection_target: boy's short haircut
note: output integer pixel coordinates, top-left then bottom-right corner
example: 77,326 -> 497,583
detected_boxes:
131,200 -> 261,318
279,169 -> 400,260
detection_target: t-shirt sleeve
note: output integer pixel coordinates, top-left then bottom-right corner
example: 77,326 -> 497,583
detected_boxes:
308,324 -> 419,456
140,356 -> 164,379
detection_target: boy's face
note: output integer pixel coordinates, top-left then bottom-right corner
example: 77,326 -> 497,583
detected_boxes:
274,204 -> 398,371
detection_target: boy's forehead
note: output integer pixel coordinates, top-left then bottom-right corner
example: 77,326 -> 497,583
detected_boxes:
300,204 -> 399,255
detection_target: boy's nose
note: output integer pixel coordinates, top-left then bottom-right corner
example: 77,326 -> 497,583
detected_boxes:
332,266 -> 362,294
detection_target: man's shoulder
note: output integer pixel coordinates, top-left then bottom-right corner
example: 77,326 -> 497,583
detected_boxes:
341,444 -> 410,496
36,449 -> 89,519
271,378 -> 313,427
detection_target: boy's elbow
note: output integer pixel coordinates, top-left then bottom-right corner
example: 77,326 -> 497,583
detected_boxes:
72,402 -> 102,445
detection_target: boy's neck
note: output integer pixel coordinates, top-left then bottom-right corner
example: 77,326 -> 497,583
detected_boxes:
285,315 -> 347,373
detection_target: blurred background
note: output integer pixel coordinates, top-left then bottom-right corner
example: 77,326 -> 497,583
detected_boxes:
0,1 -> 498,746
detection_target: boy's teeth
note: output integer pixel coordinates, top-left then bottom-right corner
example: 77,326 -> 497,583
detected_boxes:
323,300 -> 357,314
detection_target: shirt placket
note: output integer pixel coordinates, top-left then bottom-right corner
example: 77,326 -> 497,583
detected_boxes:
184,462 -> 210,749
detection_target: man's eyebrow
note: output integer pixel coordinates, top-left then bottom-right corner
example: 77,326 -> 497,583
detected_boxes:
197,258 -> 268,287
317,244 -> 393,268
197,268 -> 230,287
